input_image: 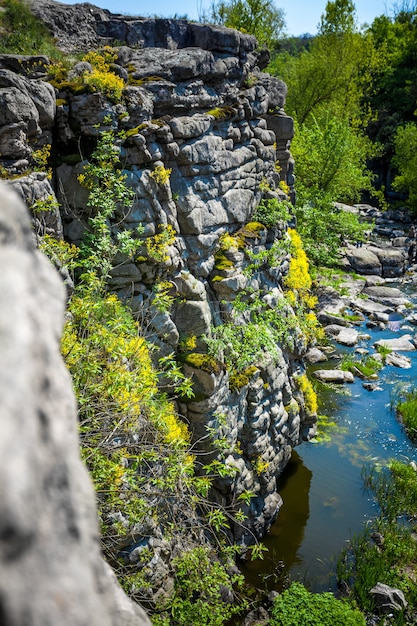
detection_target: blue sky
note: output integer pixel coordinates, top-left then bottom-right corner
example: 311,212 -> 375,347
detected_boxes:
62,0 -> 396,36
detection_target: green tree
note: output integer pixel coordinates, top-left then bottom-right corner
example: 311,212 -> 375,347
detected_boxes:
318,0 -> 356,35
291,111 -> 376,202
208,0 -> 285,49
392,122 -> 417,212
268,0 -> 383,125
365,7 -> 417,156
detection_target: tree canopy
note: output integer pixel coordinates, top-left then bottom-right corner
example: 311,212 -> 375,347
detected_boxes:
207,0 -> 285,49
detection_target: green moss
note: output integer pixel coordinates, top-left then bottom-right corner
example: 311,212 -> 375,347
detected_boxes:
214,251 -> 234,271
205,105 -> 236,121
229,366 -> 258,392
183,353 -> 222,375
284,399 -> 299,418
56,98 -> 68,107
128,75 -> 164,86
125,124 -> 148,138
236,221 -> 267,247
211,275 -> 224,283
51,79 -> 88,95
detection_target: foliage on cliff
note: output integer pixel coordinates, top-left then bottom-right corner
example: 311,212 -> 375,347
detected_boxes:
39,130 -> 255,625
0,0 -> 62,57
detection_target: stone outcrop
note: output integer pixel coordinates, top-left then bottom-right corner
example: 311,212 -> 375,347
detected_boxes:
369,582 -> 408,614
0,0 -> 310,606
0,182 -> 150,626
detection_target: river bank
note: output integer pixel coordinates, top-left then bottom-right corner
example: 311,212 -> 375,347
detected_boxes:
241,203 -> 417,617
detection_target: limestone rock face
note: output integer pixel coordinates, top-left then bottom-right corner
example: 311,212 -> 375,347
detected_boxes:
31,0 -> 257,55
0,62 -> 55,171
0,183 -> 150,626
0,0 -> 306,552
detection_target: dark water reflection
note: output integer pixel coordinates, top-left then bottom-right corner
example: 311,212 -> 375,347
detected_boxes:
244,278 -> 417,593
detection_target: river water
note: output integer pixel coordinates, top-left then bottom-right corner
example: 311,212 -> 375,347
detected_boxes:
242,279 -> 417,594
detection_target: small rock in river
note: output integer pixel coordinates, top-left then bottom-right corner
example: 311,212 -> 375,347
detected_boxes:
314,369 -> 354,383
305,347 -> 327,363
363,382 -> 383,392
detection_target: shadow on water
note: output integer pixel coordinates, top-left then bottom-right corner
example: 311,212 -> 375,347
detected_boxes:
240,451 -> 312,593
243,277 -> 417,594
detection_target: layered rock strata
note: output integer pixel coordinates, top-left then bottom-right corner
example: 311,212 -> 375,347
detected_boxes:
0,0 -> 310,556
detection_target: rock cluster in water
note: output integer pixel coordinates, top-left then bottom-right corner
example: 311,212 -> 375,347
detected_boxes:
312,202 -> 417,386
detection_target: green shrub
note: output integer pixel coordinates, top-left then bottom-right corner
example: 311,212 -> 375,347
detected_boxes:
295,192 -> 370,267
253,197 -> 292,229
153,547 -> 245,626
397,389 -> 417,441
270,582 -> 365,626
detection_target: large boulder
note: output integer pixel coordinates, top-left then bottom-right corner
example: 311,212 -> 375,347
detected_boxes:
369,582 -> 407,614
0,183 -> 150,626
346,246 -> 382,276
374,334 -> 416,351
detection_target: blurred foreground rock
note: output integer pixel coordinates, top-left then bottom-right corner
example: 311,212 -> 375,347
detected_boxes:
0,182 -> 150,626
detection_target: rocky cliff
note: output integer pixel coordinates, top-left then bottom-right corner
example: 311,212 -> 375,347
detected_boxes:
0,0 -> 316,607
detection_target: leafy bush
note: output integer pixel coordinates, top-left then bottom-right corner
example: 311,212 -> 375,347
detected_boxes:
153,547 -> 246,626
295,193 -> 369,267
270,582 -> 365,626
252,198 -> 292,229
